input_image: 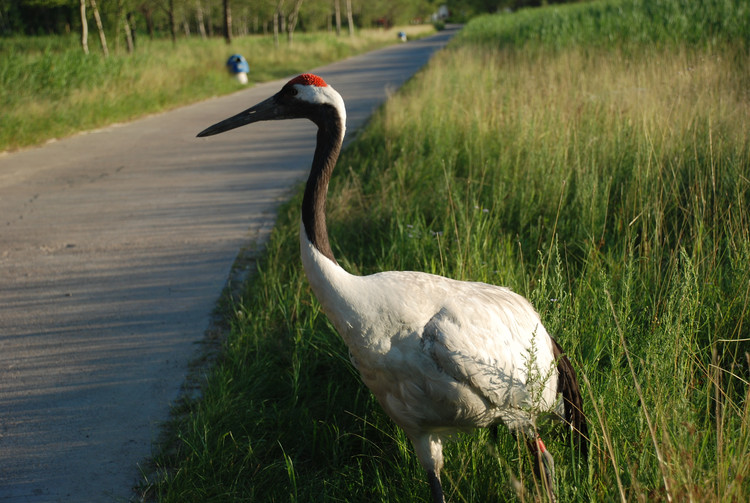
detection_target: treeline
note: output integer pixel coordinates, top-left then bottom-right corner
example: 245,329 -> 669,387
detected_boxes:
4,0 -> 439,41
1,1 -> 580,46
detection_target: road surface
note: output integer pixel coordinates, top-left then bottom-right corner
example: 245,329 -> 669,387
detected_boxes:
0,27 -> 457,502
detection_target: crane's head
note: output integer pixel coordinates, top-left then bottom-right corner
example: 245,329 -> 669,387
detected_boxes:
197,74 -> 346,138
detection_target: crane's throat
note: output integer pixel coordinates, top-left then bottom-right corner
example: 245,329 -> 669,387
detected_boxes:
301,117 -> 344,264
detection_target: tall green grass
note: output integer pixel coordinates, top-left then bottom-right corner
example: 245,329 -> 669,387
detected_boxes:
0,26 -> 433,152
457,0 -> 750,49
147,0 -> 749,501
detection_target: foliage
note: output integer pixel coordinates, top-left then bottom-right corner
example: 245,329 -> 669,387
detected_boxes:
148,0 -> 749,501
0,25 -> 434,152
1,0 -> 444,37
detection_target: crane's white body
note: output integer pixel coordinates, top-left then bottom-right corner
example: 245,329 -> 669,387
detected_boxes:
301,227 -> 561,475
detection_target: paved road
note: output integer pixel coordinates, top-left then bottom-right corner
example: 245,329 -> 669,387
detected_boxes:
0,27 -> 457,502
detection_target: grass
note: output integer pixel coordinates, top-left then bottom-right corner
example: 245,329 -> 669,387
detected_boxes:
146,0 -> 750,501
457,0 -> 750,49
0,25 -> 433,153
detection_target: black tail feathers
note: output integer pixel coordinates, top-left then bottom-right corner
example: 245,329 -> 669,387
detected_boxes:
551,337 -> 589,458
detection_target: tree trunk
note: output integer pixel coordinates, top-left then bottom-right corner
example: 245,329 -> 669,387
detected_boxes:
123,13 -> 134,53
239,10 -> 247,36
346,0 -> 354,37
222,0 -> 232,44
334,0 -> 341,36
273,10 -> 278,47
139,5 -> 155,38
114,0 -> 122,53
79,0 -> 89,54
196,0 -> 207,39
168,0 -> 177,44
89,0 -> 108,57
286,0 -> 304,44
273,0 -> 284,48
127,11 -> 137,48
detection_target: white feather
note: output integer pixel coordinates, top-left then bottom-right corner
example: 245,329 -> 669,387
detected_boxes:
294,83 -> 347,132
300,225 -> 560,442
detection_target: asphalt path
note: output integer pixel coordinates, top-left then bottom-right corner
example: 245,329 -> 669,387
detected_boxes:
0,27 -> 457,502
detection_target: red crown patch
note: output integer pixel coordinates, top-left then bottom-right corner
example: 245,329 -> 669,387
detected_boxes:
287,74 -> 328,87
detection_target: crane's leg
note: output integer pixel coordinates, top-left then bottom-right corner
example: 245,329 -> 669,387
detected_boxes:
411,433 -> 446,503
427,469 -> 445,503
527,435 -> 556,502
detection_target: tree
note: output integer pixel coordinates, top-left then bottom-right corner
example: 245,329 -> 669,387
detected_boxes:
89,0 -> 108,56
168,0 -> 177,43
10,0 -> 74,35
273,0 -> 284,47
123,12 -> 135,52
195,0 -> 206,38
222,0 -> 231,43
112,0 -> 137,53
138,1 -> 156,38
346,0 -> 353,36
152,0 -> 178,43
334,0 -> 341,35
285,0 -> 303,43
79,0 -> 88,53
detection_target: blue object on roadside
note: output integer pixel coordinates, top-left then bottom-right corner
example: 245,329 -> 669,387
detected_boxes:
226,54 -> 249,74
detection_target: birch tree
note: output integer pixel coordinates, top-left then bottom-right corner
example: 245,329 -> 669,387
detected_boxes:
123,12 -> 135,52
285,0 -> 303,43
273,0 -> 284,48
195,0 -> 207,39
332,0 -> 343,35
89,0 -> 108,57
79,0 -> 88,54
346,0 -> 353,36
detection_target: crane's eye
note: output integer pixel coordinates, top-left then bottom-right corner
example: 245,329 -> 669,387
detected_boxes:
289,88 -> 299,96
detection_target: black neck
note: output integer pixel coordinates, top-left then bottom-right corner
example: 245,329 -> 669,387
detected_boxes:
301,108 -> 343,263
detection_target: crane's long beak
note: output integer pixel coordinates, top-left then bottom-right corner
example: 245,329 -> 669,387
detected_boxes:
197,95 -> 282,137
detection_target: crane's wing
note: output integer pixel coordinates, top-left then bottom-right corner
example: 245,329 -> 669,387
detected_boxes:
420,285 -> 556,412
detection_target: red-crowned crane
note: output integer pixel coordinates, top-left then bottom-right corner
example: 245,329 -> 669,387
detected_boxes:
198,74 -> 588,503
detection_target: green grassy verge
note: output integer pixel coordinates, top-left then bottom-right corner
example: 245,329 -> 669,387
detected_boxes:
0,25 -> 433,153
457,0 -> 749,50
147,1 -> 749,501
